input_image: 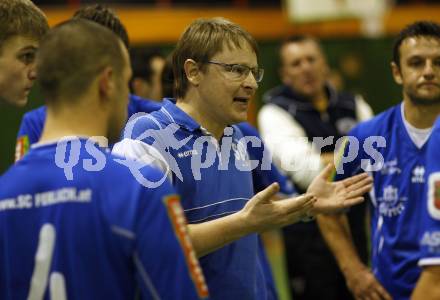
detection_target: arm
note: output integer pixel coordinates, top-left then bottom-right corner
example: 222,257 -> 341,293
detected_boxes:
188,184 -> 316,257
412,266 -> 440,300
258,104 -> 323,190
355,95 -> 374,122
15,108 -> 45,162
191,165 -> 373,258
317,213 -> 390,300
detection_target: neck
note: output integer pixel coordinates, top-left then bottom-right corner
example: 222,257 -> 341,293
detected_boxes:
403,97 -> 440,129
177,94 -> 225,140
310,89 -> 328,113
39,99 -> 109,145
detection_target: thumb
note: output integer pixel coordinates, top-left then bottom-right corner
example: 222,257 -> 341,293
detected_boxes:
254,183 -> 280,204
319,163 -> 335,181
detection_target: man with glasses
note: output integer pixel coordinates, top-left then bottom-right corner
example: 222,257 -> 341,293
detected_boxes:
114,18 -> 372,299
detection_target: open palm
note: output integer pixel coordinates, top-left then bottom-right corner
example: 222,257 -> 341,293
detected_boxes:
307,164 -> 372,214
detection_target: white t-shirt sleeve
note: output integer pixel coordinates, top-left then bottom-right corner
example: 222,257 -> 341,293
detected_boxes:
258,104 -> 323,190
355,95 -> 374,122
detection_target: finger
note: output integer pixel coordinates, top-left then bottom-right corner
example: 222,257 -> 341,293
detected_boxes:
253,183 -> 280,204
370,289 -> 384,300
345,176 -> 373,193
347,184 -> 373,198
341,172 -> 371,187
374,283 -> 392,300
341,197 -> 364,208
318,163 -> 335,181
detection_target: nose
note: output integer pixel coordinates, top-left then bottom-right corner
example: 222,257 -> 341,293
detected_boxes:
423,60 -> 435,79
28,63 -> 37,81
242,71 -> 258,91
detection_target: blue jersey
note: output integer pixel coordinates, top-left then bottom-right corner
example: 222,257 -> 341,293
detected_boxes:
335,103 -> 425,299
0,138 -> 207,299
15,95 -> 161,161
114,99 -> 271,299
419,117 -> 440,268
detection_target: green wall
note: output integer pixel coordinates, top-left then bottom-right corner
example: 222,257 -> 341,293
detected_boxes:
0,36 -> 402,173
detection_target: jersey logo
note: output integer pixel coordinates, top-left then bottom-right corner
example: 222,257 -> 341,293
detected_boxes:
421,231 -> 440,253
428,172 -> 440,220
15,135 -> 30,162
377,185 -> 407,217
411,166 -> 425,183
163,195 -> 209,299
380,158 -> 401,175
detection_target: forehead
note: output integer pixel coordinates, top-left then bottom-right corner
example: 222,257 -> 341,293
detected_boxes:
281,40 -> 322,61
400,36 -> 440,58
211,40 -> 257,64
0,35 -> 38,55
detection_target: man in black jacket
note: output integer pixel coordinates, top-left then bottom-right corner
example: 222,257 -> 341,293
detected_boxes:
258,35 -> 373,300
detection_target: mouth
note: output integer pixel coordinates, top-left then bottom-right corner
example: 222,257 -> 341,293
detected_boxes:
419,82 -> 440,88
233,97 -> 250,104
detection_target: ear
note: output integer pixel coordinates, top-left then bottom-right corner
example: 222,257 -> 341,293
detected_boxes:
131,77 -> 149,96
184,59 -> 201,87
391,62 -> 403,85
98,67 -> 115,100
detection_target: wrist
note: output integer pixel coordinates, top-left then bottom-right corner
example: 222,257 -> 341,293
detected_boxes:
341,261 -> 366,278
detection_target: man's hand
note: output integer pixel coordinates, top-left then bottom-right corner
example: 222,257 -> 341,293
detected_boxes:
241,183 -> 317,233
344,265 -> 392,300
307,164 -> 373,214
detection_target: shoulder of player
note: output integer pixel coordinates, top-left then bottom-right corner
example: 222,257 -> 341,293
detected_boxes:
350,104 -> 399,140
21,105 -> 47,125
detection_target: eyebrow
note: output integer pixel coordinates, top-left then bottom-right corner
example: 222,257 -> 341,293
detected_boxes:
19,46 -> 37,52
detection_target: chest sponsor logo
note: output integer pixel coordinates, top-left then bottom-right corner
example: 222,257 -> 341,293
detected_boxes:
377,185 -> 407,217
380,158 -> 401,175
421,231 -> 440,253
428,173 -> 440,220
411,165 -> 425,183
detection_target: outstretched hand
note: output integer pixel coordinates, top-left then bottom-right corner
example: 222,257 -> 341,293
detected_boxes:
307,164 -> 373,214
241,183 -> 317,233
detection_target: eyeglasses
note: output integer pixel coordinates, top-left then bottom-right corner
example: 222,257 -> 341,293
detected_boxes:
206,61 -> 264,83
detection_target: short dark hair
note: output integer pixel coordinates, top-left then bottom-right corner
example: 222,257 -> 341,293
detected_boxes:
37,19 -> 125,103
279,35 -> 324,65
173,17 -> 259,99
73,4 -> 129,49
130,48 -> 164,83
161,54 -> 175,98
0,0 -> 48,52
393,21 -> 440,67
